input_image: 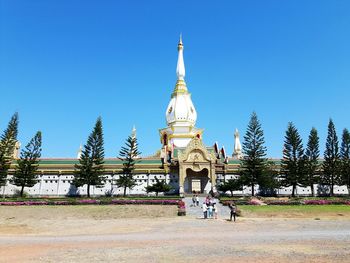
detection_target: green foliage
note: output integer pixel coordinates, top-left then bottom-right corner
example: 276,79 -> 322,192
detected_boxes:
340,128 -> 350,195
13,189 -> 29,198
115,174 -> 138,196
217,177 -> 244,197
145,176 -> 172,196
12,131 -> 42,197
0,113 -> 19,186
280,122 -> 305,197
73,117 -> 105,197
258,160 -> 280,196
116,134 -> 141,196
240,112 -> 267,196
239,205 -> 350,215
322,119 -> 342,196
303,127 -> 320,196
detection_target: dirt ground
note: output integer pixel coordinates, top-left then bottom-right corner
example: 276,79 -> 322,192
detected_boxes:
0,205 -> 349,263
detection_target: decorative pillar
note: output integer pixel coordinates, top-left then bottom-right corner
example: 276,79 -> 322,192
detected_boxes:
211,165 -> 217,193
179,166 -> 185,197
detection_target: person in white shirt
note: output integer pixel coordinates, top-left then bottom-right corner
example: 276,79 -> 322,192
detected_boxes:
195,195 -> 199,206
202,202 -> 208,219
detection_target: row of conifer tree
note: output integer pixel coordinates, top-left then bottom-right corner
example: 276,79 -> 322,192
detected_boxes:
1,112 -> 349,197
0,113 -> 166,197
219,112 -> 350,197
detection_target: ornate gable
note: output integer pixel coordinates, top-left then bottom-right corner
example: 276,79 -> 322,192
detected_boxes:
178,137 -> 215,163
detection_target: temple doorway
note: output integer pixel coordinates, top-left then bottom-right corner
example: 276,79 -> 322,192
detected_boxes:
184,168 -> 210,194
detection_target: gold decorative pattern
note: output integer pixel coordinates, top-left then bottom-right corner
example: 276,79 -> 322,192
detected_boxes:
178,137 -> 215,163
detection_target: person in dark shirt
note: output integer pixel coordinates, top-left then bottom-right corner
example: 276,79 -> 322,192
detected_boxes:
228,202 -> 237,222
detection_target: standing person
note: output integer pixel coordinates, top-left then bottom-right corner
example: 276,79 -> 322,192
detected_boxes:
229,202 -> 237,222
213,203 -> 218,219
192,194 -> 196,206
195,195 -> 199,206
208,202 -> 213,218
202,202 -> 208,219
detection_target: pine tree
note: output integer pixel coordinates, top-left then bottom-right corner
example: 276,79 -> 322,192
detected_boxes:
303,127 -> 320,197
340,128 -> 350,196
116,134 -> 141,197
145,176 -> 172,196
73,117 -> 105,197
12,132 -> 42,197
281,122 -> 305,197
322,119 -> 341,196
0,113 -> 19,187
258,160 -> 280,196
240,112 -> 267,196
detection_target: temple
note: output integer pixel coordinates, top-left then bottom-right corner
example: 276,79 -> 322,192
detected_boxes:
2,37 -> 348,197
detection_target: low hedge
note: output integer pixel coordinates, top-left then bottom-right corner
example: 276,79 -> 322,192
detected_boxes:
0,199 -> 181,206
220,199 -> 350,206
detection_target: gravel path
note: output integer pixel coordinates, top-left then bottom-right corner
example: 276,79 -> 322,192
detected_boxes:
1,218 -> 350,262
0,206 -> 349,262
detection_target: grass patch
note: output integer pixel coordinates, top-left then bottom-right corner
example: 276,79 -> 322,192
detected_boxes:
0,205 -> 178,221
1,195 -> 181,202
239,205 -> 350,218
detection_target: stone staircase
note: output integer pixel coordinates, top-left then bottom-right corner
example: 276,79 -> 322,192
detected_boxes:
183,196 -> 229,219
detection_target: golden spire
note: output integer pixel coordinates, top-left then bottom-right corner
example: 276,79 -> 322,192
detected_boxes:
174,34 -> 187,94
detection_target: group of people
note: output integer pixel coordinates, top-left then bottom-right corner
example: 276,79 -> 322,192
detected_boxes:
192,194 -> 237,222
200,195 -> 218,219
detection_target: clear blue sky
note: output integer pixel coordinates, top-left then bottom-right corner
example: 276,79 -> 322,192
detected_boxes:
1,0 -> 350,158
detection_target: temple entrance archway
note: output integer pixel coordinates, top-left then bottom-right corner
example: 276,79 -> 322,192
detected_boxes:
177,137 -> 217,196
184,168 -> 210,193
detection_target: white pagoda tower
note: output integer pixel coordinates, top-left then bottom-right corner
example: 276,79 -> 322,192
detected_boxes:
233,128 -> 243,159
159,36 -> 203,149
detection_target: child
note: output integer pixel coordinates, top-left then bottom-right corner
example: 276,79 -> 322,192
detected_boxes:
208,202 -> 213,218
213,203 -> 218,219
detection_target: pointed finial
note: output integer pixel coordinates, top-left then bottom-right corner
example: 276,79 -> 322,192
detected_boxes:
77,143 -> 83,159
176,35 -> 185,80
233,129 -> 242,159
13,141 -> 21,159
178,34 -> 183,51
131,125 -> 137,139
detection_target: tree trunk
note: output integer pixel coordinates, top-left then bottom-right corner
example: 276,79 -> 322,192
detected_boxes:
123,186 -> 127,197
251,183 -> 254,196
330,184 -> 334,197
156,192 -> 158,197
20,185 -> 25,197
230,190 -> 233,197
310,184 -> 314,197
291,184 -> 296,197
110,178 -> 114,197
2,183 -> 6,199
330,175 -> 334,196
87,184 -> 90,198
